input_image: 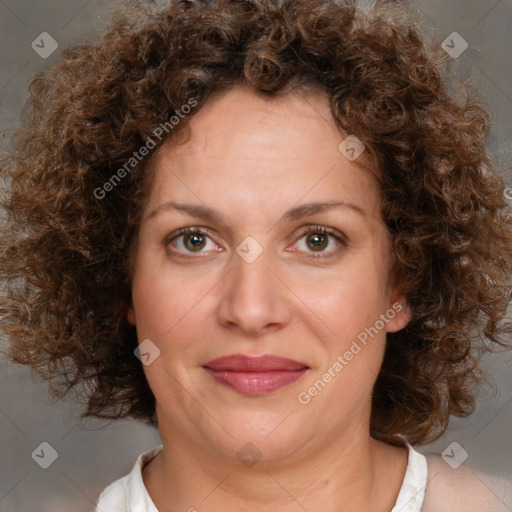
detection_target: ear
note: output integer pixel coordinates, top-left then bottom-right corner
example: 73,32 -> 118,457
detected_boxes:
385,286 -> 411,333
384,262 -> 411,333
127,305 -> 136,326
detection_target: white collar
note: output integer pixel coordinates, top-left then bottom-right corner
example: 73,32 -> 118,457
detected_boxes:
96,442 -> 427,511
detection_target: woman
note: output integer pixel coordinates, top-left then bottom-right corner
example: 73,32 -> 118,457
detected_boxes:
1,0 -> 511,510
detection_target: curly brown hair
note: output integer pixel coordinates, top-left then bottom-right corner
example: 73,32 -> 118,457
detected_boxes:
1,0 -> 512,447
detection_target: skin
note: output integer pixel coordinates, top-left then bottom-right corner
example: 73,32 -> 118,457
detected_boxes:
127,85 -> 414,511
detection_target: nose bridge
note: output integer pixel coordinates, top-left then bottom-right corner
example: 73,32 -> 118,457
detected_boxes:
217,247 -> 290,334
232,249 -> 272,296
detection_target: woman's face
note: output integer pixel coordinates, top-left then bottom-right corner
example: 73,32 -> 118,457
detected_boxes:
128,86 -> 410,464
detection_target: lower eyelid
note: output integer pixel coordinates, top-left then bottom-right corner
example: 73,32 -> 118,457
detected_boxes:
165,227 -> 347,256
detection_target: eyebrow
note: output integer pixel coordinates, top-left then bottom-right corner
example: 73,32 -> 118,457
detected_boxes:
146,200 -> 366,225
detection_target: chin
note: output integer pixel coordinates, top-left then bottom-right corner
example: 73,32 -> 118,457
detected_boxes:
212,410 -> 308,462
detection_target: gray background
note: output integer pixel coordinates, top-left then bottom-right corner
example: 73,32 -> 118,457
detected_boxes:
1,0 -> 511,510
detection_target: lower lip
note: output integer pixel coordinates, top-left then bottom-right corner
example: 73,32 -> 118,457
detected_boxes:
204,368 -> 308,395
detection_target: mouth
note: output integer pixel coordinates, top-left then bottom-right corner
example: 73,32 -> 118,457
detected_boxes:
202,354 -> 309,396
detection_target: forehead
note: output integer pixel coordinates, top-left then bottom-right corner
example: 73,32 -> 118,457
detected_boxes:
165,86 -> 353,163
146,86 -> 381,222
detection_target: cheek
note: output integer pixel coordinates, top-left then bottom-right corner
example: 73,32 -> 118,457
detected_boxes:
130,270 -> 207,402
130,265 -> 200,346
297,262 -> 389,337
289,254 -> 391,385
316,284 -> 388,378
300,273 -> 389,407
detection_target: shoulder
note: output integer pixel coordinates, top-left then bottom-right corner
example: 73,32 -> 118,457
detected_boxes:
95,474 -> 129,512
94,445 -> 163,512
421,453 -> 511,512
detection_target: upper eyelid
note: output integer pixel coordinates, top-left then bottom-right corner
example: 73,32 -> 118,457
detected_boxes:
166,225 -> 346,252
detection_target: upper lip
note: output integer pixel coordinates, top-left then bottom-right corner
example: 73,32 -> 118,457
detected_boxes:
203,355 -> 309,372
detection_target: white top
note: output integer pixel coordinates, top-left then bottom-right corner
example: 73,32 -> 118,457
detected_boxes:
94,443 -> 428,512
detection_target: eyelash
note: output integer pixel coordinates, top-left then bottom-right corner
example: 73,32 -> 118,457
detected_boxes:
165,225 -> 347,259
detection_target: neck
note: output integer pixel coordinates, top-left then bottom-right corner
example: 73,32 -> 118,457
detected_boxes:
144,425 -> 408,512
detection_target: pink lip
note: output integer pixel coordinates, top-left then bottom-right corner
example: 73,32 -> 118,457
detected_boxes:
203,355 -> 309,396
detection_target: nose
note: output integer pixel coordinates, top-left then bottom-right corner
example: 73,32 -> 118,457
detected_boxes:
216,250 -> 292,337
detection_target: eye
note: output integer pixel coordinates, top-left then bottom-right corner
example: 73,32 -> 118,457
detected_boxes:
165,225 -> 347,259
289,225 -> 347,257
165,227 -> 220,256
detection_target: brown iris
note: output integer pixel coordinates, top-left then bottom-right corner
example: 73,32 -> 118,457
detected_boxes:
184,233 -> 207,251
306,233 -> 328,251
